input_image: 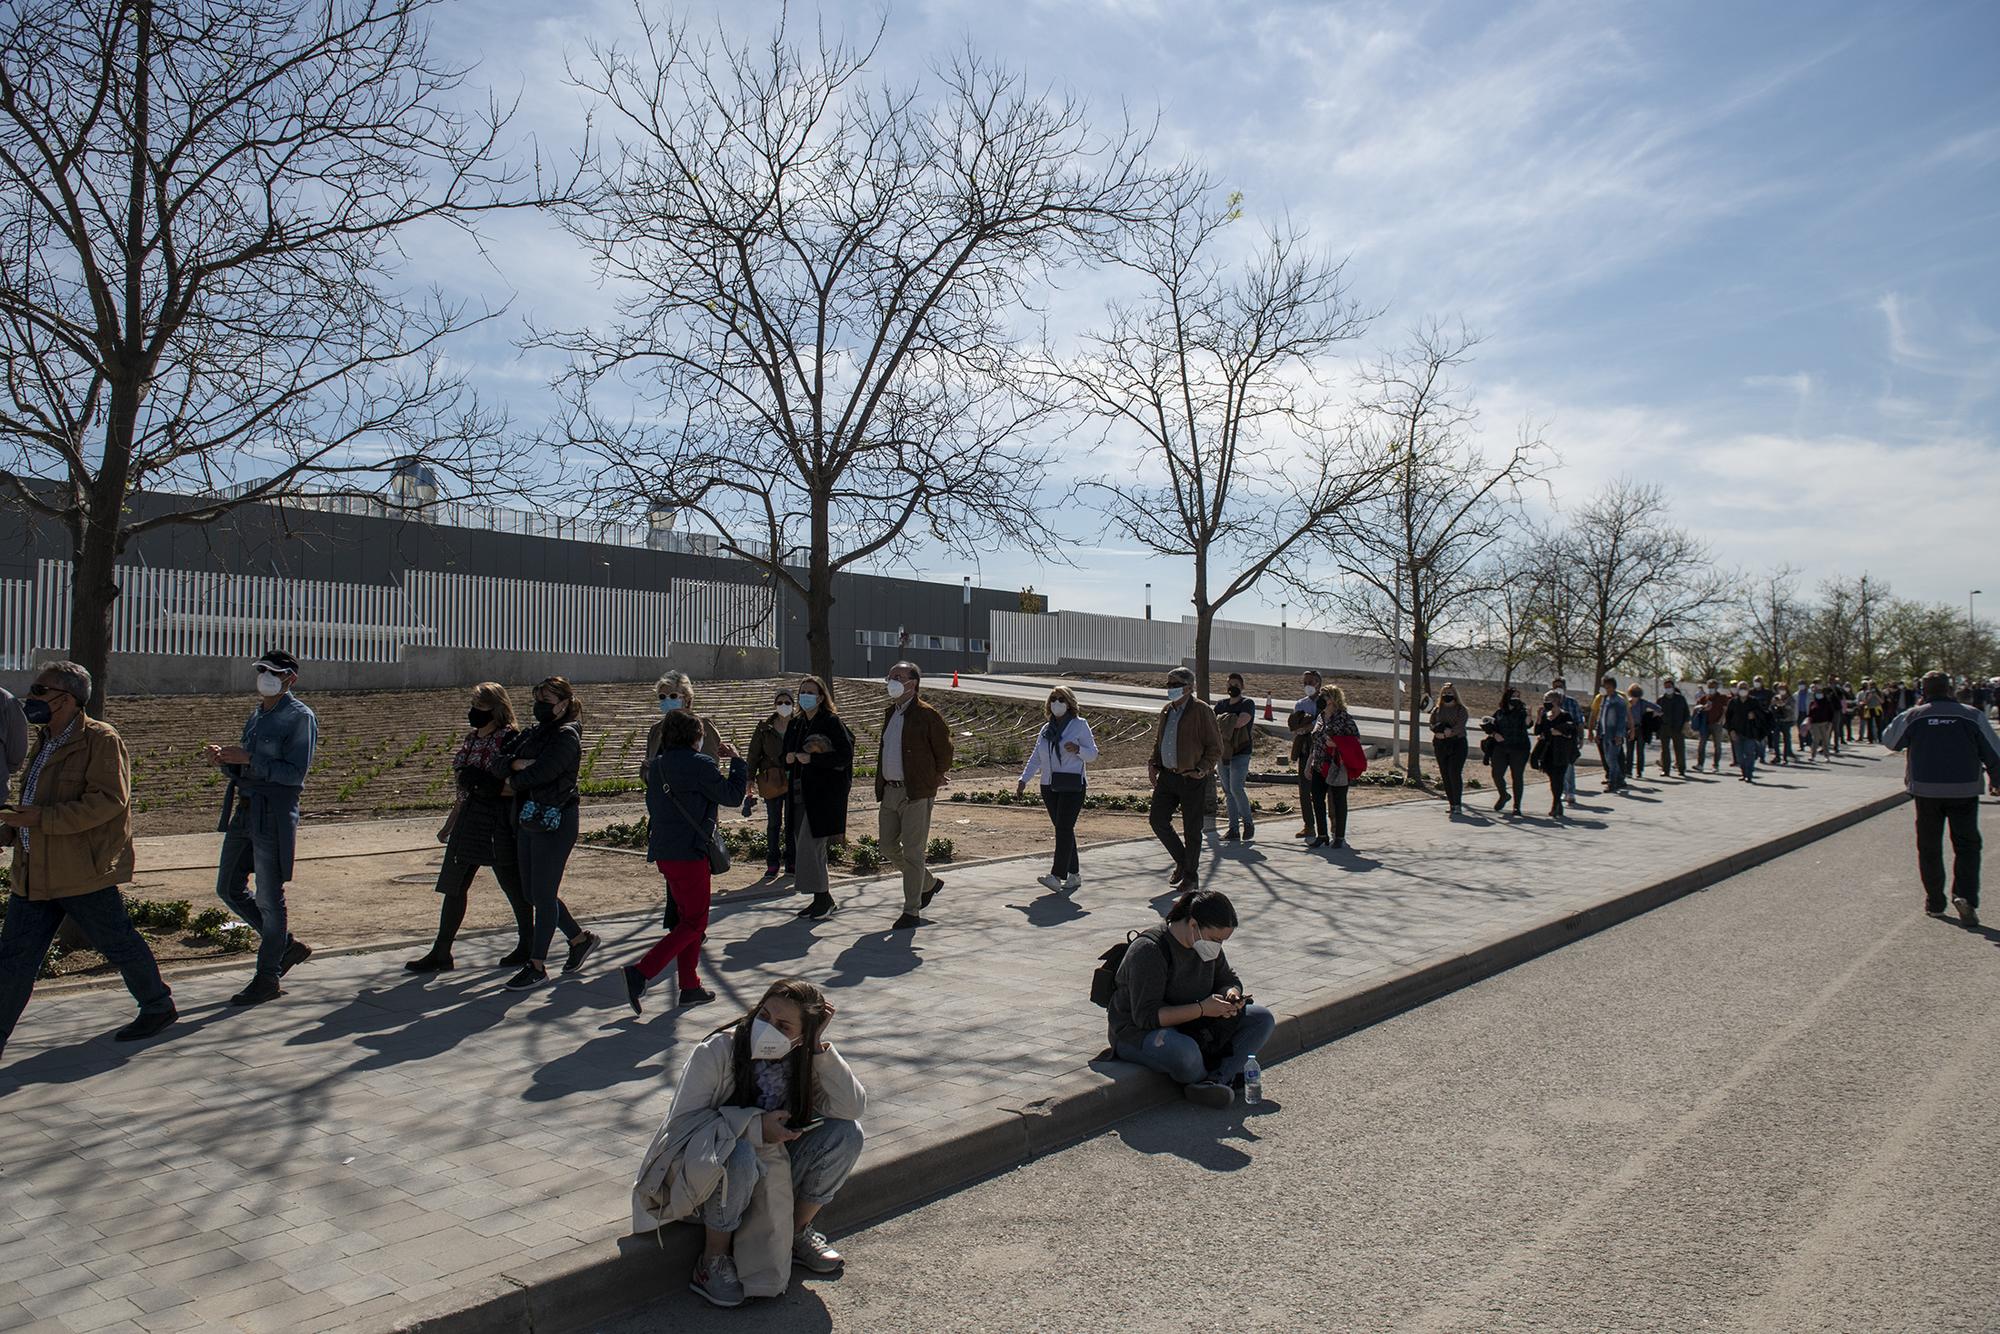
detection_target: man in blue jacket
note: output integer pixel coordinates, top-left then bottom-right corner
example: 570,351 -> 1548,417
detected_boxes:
205,650 -> 318,1006
1593,676 -> 1629,792
1882,670 -> 2000,928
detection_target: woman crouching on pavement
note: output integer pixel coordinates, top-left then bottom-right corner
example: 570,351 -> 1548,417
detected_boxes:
1109,889 -> 1275,1108
632,977 -> 866,1309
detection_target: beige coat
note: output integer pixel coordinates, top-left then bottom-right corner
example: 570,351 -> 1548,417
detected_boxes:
4,718 -> 135,900
632,1030 -> 867,1298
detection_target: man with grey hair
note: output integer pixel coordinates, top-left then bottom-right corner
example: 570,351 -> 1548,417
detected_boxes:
877,661 -> 954,930
0,661 -> 175,1057
1149,666 -> 1223,889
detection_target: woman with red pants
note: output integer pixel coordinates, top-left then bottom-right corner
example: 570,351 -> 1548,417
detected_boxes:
622,708 -> 746,1013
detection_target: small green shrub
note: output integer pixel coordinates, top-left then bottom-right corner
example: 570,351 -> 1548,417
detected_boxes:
848,846 -> 881,874
128,898 -> 193,933
925,837 -> 955,863
950,791 -> 968,803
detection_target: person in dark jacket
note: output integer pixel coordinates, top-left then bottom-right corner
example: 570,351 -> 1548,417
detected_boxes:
621,709 -> 747,1013
785,676 -> 853,921
747,689 -> 797,880
1488,688 -> 1532,816
1624,684 -> 1660,780
1429,683 -> 1470,815
501,677 -> 599,991
1108,890 -> 1273,1108
1532,691 -> 1582,819
1882,670 -> 2000,926
1656,677 -> 1692,778
1724,684 -> 1771,783
406,683 -> 532,973
1287,670 -> 1324,839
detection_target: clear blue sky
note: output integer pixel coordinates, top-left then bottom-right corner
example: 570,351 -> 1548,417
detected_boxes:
421,0 -> 2000,627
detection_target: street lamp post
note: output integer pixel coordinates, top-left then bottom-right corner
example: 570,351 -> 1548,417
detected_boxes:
1144,583 -> 1152,621
1281,601 -> 1288,666
962,576 -> 972,673
1972,589 -> 1982,629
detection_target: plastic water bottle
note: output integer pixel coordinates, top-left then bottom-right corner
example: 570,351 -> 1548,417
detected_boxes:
1241,1055 -> 1262,1106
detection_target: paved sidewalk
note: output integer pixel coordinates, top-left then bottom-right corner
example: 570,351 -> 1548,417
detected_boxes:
0,752 -> 1905,1332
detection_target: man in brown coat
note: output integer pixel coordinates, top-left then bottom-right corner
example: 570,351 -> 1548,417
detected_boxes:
1149,666 -> 1223,889
877,661 -> 955,929
0,661 -> 175,1059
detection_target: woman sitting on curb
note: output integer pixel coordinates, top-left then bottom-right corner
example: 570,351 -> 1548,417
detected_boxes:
1108,889 -> 1275,1108
633,978 -> 866,1309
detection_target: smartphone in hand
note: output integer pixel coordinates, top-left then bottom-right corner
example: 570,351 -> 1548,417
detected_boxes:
787,1117 -> 825,1135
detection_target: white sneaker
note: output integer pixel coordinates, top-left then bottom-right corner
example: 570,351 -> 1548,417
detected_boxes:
1063,874 -> 1080,893
690,1255 -> 744,1308
1036,873 -> 1065,893
792,1227 -> 844,1273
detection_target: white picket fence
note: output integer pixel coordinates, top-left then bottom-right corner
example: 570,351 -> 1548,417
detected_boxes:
0,561 -> 776,669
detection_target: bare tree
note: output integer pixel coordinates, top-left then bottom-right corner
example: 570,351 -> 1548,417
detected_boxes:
1060,188 -> 1378,695
1312,323 -> 1547,777
0,0 -> 548,714
1561,479 -> 1726,687
1475,547 -> 1552,692
1740,564 -> 1804,681
541,8 -> 1175,684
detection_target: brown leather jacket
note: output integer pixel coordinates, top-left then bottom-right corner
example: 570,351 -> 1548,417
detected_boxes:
1149,699 -> 1223,779
876,696 -> 955,802
5,718 -> 135,900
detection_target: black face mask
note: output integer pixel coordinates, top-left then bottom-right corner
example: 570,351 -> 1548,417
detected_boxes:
468,707 -> 494,729
532,700 -> 557,725
23,697 -> 53,726
1227,686 -> 1242,696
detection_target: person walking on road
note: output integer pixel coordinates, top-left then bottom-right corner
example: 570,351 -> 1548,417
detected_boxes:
877,663 -> 954,931
1806,685 -> 1839,761
785,678 -> 853,921
1017,686 -> 1099,894
1696,679 -> 1729,773
501,677 -> 599,991
0,662 -> 175,1059
1882,670 -> 2000,927
1657,677 -> 1691,778
1309,686 -> 1366,849
1429,683 -> 1470,815
1149,668 -> 1222,888
1532,690 -> 1582,819
632,978 -> 867,1309
1624,683 -> 1660,780
1593,676 -> 1630,793
622,709 -> 747,1013
406,683 -> 532,973
205,649 -> 317,1007
0,684 -> 26,800
1768,681 -> 1797,766
1287,670 -> 1324,839
1213,673 -> 1258,842
1489,687 -> 1533,816
1725,682 -> 1771,783
748,690 -> 797,881
1550,677 -> 1585,803
1108,889 -> 1276,1109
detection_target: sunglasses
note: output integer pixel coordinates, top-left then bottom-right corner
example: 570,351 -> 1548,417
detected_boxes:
27,683 -> 56,696
254,664 -> 288,677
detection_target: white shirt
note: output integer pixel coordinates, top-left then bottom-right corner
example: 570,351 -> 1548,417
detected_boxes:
1018,716 -> 1100,786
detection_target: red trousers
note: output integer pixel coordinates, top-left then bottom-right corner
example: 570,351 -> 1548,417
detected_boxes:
636,858 -> 712,990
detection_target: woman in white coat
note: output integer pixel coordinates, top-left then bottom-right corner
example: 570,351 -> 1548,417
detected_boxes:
1016,685 -> 1099,895
632,978 -> 866,1308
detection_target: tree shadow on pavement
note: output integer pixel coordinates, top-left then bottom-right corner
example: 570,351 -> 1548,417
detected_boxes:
523,1017 -> 676,1102
0,1003 -> 240,1094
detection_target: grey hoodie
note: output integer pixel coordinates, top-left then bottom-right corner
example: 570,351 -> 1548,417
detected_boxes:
1881,698 -> 2000,799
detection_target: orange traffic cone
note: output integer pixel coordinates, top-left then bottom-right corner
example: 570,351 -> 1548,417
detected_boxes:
952,671 -> 960,688
1263,696 -> 1273,720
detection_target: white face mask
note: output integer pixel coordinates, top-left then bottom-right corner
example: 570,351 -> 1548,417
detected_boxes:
886,678 -> 906,700
776,703 -> 795,718
749,1017 -> 795,1061
1191,934 -> 1223,963
1049,700 -> 1069,717
1166,686 -> 1184,703
256,673 -> 285,697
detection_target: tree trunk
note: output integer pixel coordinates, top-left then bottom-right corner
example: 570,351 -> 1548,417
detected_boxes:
67,524 -> 121,720
806,493 -> 835,686
1192,604 -> 1213,700
1405,611 -> 1427,781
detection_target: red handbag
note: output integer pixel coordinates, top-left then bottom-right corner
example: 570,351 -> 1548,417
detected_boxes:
1334,734 -> 1370,777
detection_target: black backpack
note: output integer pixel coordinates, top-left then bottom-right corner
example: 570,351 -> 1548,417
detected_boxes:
1089,928 -> 1148,1008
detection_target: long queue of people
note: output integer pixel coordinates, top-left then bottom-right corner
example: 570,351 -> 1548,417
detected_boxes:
2,652 -> 1994,1311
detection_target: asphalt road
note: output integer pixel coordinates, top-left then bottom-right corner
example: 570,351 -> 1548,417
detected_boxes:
602,803 -> 2000,1333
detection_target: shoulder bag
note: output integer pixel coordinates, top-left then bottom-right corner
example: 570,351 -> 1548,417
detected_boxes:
662,782 -> 731,876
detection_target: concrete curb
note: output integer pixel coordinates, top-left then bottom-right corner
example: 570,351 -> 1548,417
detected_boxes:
367,784 -> 1911,1334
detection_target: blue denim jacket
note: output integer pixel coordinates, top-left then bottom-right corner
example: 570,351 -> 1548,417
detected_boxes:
228,693 -> 318,792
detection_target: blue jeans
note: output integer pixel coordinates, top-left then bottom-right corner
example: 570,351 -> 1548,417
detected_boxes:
1598,733 -> 1626,789
0,888 -> 174,1054
216,789 -> 300,978
1219,754 -> 1253,829
697,1118 -> 865,1231
1115,1004 -> 1276,1086
1733,735 -> 1760,780
1563,760 -> 1577,801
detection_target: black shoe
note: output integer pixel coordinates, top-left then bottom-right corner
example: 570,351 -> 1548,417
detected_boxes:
1243,823 -> 1255,841
1221,828 -> 1240,843
891,913 -> 922,930
622,965 -> 646,1016
1493,794 -> 1508,811
797,893 -> 836,920
1309,836 -> 1329,849
1168,866 -> 1186,887
1924,900 -> 1948,917
498,946 -> 530,969
404,952 -> 453,973
229,974 -> 282,1006
1550,803 -> 1564,819
1954,896 -> 1980,928
114,1006 -> 177,1043
562,931 -> 599,975
920,878 -> 944,909
677,987 -> 716,1008
503,965 -> 547,992
1332,839 -> 1347,850
761,865 -> 780,881
279,938 -> 312,976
